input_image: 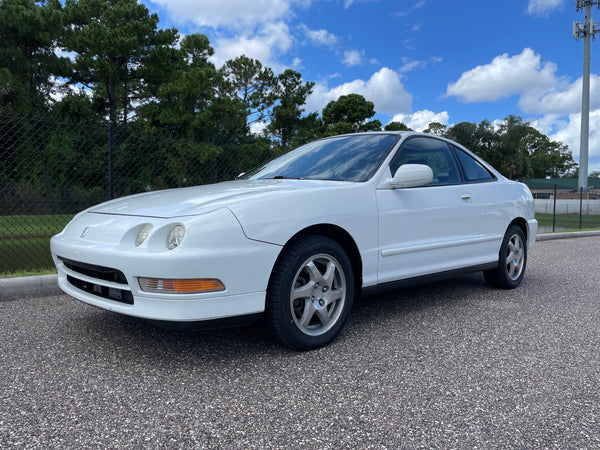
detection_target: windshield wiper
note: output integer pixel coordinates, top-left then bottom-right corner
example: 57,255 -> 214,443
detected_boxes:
270,175 -> 303,180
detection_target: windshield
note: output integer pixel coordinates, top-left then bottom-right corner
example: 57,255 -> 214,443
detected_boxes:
240,134 -> 399,182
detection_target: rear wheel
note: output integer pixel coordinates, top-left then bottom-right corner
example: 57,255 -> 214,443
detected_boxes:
265,235 -> 354,351
484,225 -> 527,289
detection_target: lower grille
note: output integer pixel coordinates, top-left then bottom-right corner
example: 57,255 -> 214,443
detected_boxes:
67,275 -> 134,305
60,258 -> 128,284
60,258 -> 134,305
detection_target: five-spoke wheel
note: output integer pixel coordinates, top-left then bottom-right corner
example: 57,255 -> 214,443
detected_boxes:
265,235 -> 354,350
484,225 -> 527,289
289,253 -> 347,337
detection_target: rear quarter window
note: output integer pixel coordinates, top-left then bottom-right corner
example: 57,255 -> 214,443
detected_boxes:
453,146 -> 495,182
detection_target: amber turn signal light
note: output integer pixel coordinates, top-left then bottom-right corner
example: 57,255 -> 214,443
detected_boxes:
138,277 -> 225,294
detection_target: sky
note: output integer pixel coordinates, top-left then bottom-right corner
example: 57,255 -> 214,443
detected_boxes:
140,0 -> 600,174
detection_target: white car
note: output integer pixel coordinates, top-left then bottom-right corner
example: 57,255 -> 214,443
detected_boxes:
51,132 -> 537,350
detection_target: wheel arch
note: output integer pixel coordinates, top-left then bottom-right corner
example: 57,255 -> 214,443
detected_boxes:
273,224 -> 363,291
509,217 -> 529,242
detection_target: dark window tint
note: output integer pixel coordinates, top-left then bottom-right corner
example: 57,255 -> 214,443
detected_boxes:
390,137 -> 461,186
453,146 -> 495,182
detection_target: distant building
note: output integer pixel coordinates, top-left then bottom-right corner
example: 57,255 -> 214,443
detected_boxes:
523,178 -> 600,200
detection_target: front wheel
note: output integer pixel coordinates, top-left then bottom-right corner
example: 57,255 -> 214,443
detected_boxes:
484,225 -> 527,289
265,235 -> 354,351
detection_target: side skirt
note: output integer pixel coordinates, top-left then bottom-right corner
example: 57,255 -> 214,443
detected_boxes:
361,262 -> 498,298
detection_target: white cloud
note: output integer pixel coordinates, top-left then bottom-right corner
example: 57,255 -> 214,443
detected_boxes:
148,0 -> 294,30
445,48 -> 561,104
526,0 -> 565,16
306,67 -> 412,115
394,0 -> 426,17
49,76 -> 86,103
250,121 -> 268,135
445,48 -> 600,117
299,24 -> 338,47
399,56 -> 442,73
343,0 -> 376,8
389,110 -> 449,132
546,110 -> 600,162
520,75 -> 600,115
399,60 -> 426,73
211,21 -> 293,69
528,114 -> 562,136
527,109 -> 600,174
292,57 -> 303,69
342,50 -> 364,67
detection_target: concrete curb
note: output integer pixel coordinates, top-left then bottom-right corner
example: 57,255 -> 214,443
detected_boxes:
535,230 -> 600,241
1,231 -> 599,301
0,274 -> 61,302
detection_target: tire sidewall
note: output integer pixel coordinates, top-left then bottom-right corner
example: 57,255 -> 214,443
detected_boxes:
498,225 -> 527,289
266,235 -> 355,350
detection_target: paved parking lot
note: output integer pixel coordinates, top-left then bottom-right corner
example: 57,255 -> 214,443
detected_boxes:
1,236 -> 599,448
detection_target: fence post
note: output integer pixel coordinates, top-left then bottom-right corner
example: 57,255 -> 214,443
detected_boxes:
108,121 -> 114,200
552,184 -> 557,232
580,187 -> 583,230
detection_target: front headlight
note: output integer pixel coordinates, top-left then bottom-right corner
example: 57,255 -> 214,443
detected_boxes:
166,225 -> 185,250
135,224 -> 153,247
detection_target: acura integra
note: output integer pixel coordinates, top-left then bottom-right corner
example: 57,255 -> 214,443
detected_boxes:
51,132 -> 537,350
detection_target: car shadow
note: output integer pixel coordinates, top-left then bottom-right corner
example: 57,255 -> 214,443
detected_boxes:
62,272 -> 495,363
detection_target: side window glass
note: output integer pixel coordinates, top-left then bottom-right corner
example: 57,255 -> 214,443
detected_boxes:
389,137 -> 461,186
452,146 -> 494,182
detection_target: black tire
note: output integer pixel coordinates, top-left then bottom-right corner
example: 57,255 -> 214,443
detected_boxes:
484,224 -> 527,289
265,235 -> 354,351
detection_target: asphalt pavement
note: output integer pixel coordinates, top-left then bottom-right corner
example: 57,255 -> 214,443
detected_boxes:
1,235 -> 599,447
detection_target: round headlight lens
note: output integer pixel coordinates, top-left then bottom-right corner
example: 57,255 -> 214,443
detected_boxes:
135,224 -> 153,247
166,225 -> 185,250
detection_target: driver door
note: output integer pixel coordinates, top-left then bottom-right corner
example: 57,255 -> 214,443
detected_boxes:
376,136 -> 481,283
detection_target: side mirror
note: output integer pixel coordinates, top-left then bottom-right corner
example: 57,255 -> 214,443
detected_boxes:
390,164 -> 433,188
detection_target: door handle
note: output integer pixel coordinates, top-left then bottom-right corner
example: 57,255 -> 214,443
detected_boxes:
461,194 -> 472,202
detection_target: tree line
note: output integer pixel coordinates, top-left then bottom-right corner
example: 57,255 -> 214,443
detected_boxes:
1,0 -> 579,204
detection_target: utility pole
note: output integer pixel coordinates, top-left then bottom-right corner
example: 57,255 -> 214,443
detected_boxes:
573,1 -> 600,189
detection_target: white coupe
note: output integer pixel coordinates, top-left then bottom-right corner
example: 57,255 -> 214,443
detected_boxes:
51,132 -> 537,350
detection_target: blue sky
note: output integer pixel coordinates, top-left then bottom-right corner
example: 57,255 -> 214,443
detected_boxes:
140,0 -> 600,174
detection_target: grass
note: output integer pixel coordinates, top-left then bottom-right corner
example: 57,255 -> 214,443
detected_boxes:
0,268 -> 57,279
1,212 -> 599,278
535,213 -> 600,231
0,214 -> 73,276
0,214 -> 73,237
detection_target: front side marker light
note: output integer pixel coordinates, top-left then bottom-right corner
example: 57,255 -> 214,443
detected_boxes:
135,224 -> 153,247
138,277 -> 225,294
166,225 -> 185,250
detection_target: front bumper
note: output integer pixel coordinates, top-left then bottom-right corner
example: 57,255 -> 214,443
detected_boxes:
55,258 -> 268,321
50,208 -> 282,322
527,218 -> 538,247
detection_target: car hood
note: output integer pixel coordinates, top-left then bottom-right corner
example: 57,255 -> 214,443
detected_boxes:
87,179 -> 353,219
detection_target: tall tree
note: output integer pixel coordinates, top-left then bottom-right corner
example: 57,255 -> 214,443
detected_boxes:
384,121 -> 412,131
321,94 -> 380,135
219,55 -> 276,125
266,69 -> 315,148
62,0 -> 179,126
140,33 -> 247,144
0,0 -> 69,112
446,116 -> 576,179
423,122 -> 446,136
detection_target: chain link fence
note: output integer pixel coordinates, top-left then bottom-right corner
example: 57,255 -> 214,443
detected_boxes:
1,113 -> 271,274
3,113 -> 600,275
530,184 -> 600,233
